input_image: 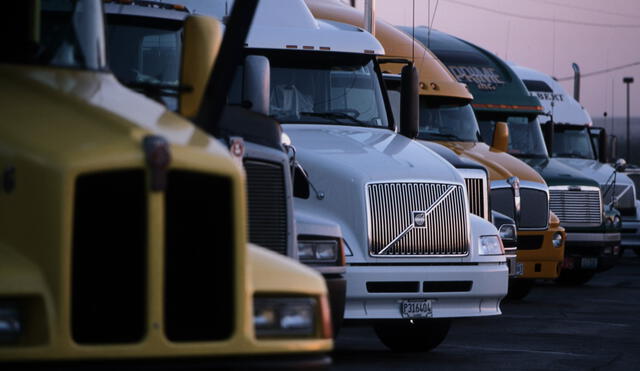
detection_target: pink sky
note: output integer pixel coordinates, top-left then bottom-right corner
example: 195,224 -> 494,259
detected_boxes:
352,0 -> 640,119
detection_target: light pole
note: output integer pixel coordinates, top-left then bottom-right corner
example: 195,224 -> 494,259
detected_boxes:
623,77 -> 634,161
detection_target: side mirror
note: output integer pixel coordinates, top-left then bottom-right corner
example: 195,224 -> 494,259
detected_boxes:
243,55 -> 271,116
615,158 -> 627,172
399,64 -> 419,139
179,15 -> 222,119
492,121 -> 509,152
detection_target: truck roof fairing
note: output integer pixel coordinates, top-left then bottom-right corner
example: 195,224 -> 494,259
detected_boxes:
246,0 -> 384,55
421,28 -> 544,116
511,64 -> 591,126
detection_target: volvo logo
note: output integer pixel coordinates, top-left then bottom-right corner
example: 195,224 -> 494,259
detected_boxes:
413,211 -> 427,228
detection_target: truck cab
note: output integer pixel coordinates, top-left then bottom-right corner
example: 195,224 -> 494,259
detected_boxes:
513,65 -> 640,255
104,0 -> 347,332
239,0 -> 508,353
0,0 -> 333,366
422,29 -> 619,285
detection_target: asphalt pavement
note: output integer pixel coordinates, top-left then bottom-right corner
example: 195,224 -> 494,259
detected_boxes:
332,250 -> 640,370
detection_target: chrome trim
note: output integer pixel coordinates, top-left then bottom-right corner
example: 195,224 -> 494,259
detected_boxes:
549,185 -> 603,228
366,181 -> 470,257
458,168 -> 490,220
565,232 -> 621,243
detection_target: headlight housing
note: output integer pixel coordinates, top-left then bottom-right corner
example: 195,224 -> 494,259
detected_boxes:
552,232 -> 564,248
498,224 -> 517,241
253,297 -> 317,338
613,215 -> 622,229
478,235 -> 504,256
298,239 -> 339,264
0,302 -> 22,344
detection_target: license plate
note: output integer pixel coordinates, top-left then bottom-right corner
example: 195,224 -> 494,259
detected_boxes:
581,257 -> 598,270
400,299 -> 434,319
515,263 -> 524,276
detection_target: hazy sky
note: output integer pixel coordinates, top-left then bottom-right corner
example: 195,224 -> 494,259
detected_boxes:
352,0 -> 640,119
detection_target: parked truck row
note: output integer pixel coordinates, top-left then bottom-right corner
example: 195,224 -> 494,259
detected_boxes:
1,0 -> 636,367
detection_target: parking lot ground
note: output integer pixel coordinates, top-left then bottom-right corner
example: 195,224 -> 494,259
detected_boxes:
332,251 -> 640,370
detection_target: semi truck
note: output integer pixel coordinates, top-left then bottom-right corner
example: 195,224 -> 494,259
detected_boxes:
104,0 -> 347,331
424,29 -> 621,285
237,0 -> 509,352
513,64 -> 640,255
0,0 -> 333,366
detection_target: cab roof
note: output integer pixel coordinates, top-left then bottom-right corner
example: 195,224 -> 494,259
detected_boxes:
419,28 -> 544,115
511,64 -> 591,126
245,0 -> 384,55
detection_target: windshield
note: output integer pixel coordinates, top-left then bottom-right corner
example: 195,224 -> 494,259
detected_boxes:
552,126 -> 596,160
478,115 -> 548,157
417,100 -> 480,142
258,51 -> 389,128
3,0 -> 106,70
106,15 -> 183,110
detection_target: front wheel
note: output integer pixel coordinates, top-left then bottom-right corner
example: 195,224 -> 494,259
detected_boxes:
373,318 -> 451,353
556,269 -> 595,286
506,279 -> 535,300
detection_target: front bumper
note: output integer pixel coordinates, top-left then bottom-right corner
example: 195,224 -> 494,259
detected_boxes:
564,232 -> 621,272
621,219 -> 640,247
322,274 -> 346,333
515,228 -> 565,279
343,263 -> 508,320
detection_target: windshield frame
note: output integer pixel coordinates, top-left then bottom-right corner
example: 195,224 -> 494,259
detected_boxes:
477,112 -> 549,158
245,48 -> 395,130
551,124 -> 597,160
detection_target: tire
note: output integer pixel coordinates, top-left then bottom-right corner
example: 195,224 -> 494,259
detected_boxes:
506,279 -> 534,300
556,269 -> 595,286
373,318 -> 451,353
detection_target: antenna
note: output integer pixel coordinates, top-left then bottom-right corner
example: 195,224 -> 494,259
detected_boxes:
412,0 -> 415,62
427,0 -> 440,49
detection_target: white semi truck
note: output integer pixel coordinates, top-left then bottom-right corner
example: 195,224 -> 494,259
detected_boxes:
513,65 -> 639,255
238,0 -> 508,352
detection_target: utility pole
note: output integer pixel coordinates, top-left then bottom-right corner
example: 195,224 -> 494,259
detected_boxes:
623,77 -> 634,160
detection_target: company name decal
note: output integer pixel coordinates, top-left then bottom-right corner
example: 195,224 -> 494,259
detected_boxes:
448,65 -> 505,91
532,92 -> 564,102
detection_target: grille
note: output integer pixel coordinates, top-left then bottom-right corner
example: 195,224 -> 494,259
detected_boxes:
368,182 -> 469,256
517,235 -> 544,250
491,187 -> 549,229
164,171 -> 234,342
627,173 -> 640,198
464,177 -> 487,219
72,170 -> 147,344
244,160 -> 288,255
612,183 -> 636,211
549,187 -> 602,227
519,188 -> 549,229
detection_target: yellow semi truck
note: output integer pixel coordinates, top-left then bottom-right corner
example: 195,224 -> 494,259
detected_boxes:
307,0 -> 565,299
0,0 -> 331,367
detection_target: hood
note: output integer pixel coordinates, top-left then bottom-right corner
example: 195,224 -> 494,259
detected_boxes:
553,158 -> 635,188
0,66 -> 230,171
283,125 -> 461,184
521,157 -> 600,188
429,140 -> 545,184
421,141 -> 486,171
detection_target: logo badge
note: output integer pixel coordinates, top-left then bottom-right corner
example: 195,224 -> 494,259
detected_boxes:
413,211 -> 426,228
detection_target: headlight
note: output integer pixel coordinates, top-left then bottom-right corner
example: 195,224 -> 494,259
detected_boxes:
253,297 -> 316,338
552,232 -> 564,248
605,217 -> 613,228
0,302 -> 22,344
298,239 -> 338,263
498,224 -> 517,241
613,215 -> 622,229
478,235 -> 504,256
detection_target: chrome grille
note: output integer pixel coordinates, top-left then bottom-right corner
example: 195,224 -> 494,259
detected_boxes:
464,177 -> 487,220
549,187 -> 602,227
368,182 -> 469,256
244,160 -> 288,255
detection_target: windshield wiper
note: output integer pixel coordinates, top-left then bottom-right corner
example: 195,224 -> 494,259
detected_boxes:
424,132 -> 464,141
125,81 -> 192,97
299,111 -> 369,126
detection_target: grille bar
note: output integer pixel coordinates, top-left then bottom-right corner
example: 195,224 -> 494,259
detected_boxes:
368,183 -> 469,256
549,188 -> 602,227
244,160 -> 288,255
464,177 -> 487,220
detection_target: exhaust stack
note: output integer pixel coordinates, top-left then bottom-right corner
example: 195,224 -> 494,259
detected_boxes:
364,0 -> 375,36
572,62 -> 580,102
